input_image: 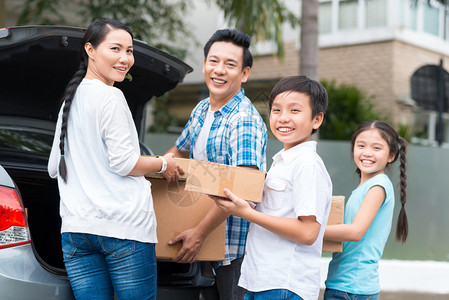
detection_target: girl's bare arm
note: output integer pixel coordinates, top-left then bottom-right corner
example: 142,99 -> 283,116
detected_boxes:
324,185 -> 385,242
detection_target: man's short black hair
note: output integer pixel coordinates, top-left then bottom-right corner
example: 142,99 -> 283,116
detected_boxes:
203,29 -> 253,69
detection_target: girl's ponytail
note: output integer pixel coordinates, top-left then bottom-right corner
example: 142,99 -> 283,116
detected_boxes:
58,62 -> 87,182
395,136 -> 408,243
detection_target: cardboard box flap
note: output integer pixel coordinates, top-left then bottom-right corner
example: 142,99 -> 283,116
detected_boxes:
185,160 -> 266,202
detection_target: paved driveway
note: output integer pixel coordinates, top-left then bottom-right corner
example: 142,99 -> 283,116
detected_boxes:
319,290 -> 448,299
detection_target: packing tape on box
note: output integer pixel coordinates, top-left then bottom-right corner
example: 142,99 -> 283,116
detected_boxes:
219,164 -> 236,198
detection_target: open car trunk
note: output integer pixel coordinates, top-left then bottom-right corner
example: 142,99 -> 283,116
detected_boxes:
0,25 -> 192,138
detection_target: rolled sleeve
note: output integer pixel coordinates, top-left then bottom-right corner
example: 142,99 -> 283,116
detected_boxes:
229,115 -> 267,170
175,119 -> 192,153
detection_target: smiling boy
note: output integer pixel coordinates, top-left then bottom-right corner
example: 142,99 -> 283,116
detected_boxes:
212,76 -> 332,300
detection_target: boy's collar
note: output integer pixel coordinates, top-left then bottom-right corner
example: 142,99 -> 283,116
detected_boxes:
274,141 -> 317,163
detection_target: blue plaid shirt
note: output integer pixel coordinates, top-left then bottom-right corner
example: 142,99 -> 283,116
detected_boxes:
176,89 -> 267,266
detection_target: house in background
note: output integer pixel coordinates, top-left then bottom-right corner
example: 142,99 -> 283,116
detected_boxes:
166,0 -> 449,146
3,0 -> 448,145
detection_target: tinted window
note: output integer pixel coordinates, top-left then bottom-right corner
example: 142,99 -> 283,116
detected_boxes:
0,128 -> 53,155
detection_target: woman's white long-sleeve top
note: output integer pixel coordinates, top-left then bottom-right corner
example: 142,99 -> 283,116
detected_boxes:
48,78 -> 157,243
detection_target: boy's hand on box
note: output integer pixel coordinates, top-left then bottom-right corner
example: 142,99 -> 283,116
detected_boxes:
210,188 -> 252,219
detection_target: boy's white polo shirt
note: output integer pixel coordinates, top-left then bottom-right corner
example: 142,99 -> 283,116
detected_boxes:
239,141 -> 332,300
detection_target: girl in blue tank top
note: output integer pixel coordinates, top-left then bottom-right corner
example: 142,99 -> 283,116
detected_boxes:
324,121 -> 409,300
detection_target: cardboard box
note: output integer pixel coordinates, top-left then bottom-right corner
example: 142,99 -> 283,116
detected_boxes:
147,157 -> 266,202
146,157 -> 226,261
147,156 -> 340,256
322,196 -> 345,253
184,159 -> 266,203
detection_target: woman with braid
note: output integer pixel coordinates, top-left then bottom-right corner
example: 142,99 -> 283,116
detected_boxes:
48,18 -> 181,299
324,120 -> 408,300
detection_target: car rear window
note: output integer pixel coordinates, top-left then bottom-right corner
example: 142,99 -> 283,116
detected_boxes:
0,128 -> 53,155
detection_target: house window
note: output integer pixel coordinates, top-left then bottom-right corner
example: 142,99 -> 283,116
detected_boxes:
366,0 -> 387,27
408,1 -> 418,30
445,8 -> 449,40
423,3 -> 440,36
318,0 -> 449,48
319,0 -> 388,32
319,0 -> 333,33
404,0 -> 446,38
339,0 -> 358,29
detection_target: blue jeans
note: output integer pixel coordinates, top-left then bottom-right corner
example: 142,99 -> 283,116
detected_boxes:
324,288 -> 379,300
61,233 -> 157,300
244,289 -> 304,300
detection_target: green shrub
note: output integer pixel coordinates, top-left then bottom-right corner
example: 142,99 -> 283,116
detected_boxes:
319,80 -> 386,140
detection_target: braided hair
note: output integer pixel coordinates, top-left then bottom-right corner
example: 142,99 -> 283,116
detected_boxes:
58,18 -> 133,182
351,120 -> 408,243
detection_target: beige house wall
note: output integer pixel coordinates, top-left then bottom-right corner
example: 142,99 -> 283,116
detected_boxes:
250,41 -> 300,80
392,40 -> 449,99
391,41 -> 449,125
250,40 -> 449,126
320,41 -> 395,119
251,41 -> 397,120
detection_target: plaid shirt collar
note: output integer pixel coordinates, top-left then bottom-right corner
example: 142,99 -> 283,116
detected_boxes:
215,88 -> 245,117
199,89 -> 245,117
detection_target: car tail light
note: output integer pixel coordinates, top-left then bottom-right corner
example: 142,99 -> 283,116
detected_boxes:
0,28 -> 9,39
0,186 -> 31,249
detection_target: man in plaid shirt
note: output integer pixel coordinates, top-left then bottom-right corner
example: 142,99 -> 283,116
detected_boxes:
166,29 -> 267,299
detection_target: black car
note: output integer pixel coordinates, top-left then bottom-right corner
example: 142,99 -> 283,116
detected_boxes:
0,25 -> 217,300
